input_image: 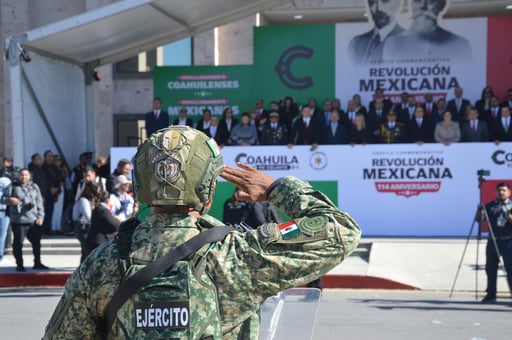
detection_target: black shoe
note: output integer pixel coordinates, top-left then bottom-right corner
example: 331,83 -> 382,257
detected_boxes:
16,266 -> 26,272
481,295 -> 496,303
33,263 -> 50,270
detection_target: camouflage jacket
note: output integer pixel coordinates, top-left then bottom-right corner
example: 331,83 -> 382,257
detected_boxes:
43,176 -> 361,339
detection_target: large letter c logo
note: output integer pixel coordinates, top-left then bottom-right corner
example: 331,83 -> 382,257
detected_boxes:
274,45 -> 314,90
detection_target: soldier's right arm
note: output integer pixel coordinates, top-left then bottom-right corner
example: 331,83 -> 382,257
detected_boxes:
210,166 -> 361,329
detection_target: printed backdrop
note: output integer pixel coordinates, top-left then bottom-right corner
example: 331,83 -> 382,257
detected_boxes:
112,142 -> 512,236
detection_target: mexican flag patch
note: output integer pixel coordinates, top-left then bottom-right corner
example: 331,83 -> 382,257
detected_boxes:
278,221 -> 300,240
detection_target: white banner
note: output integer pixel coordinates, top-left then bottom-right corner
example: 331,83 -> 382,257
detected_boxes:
112,142 -> 512,236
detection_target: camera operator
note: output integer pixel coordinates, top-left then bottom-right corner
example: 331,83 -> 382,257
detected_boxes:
2,168 -> 47,271
482,182 -> 512,303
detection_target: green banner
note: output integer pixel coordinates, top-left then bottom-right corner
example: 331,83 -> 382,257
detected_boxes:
253,24 -> 335,107
153,65 -> 254,121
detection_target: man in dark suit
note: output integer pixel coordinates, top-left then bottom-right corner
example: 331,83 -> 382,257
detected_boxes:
367,99 -> 388,140
491,106 -> 512,143
407,107 -> 433,144
348,0 -> 404,64
399,94 -> 418,124
447,87 -> 471,122
145,98 -> 169,137
461,107 -> 489,142
500,88 -> 512,108
260,112 -> 288,145
430,98 -> 447,125
314,99 -> 334,127
253,98 -> 269,126
204,116 -> 228,147
289,106 -> 321,149
172,107 -> 194,127
369,88 -> 393,113
321,110 -> 347,145
482,96 -> 501,136
422,93 -> 438,121
393,92 -> 409,114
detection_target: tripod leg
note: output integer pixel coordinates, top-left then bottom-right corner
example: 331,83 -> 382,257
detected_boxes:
482,208 -> 511,295
449,217 -> 478,298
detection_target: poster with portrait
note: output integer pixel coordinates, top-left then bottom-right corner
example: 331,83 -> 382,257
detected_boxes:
335,0 -> 487,107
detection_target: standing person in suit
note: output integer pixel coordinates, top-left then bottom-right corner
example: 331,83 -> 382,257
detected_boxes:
422,93 -> 438,121
204,115 -> 228,147
461,107 -> 489,142
367,99 -> 388,141
145,98 -> 169,137
492,106 -> 512,144
352,94 -> 368,115
348,0 -> 405,64
500,88 -> 512,108
253,98 -> 269,127
173,107 -> 194,127
399,94 -> 418,124
195,108 -> 212,132
475,86 -> 494,115
307,97 -> 322,121
431,98 -> 447,125
219,107 -> 239,142
259,111 -> 288,145
482,96 -> 502,136
447,87 -> 471,122
369,88 -> 393,113
289,105 -> 320,150
394,92 -> 409,114
349,113 -> 373,145
279,96 -> 299,136
321,109 -> 347,145
407,107 -> 433,144
314,99 -> 333,127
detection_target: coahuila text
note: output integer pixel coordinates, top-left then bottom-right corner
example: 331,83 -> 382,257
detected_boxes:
135,302 -> 189,329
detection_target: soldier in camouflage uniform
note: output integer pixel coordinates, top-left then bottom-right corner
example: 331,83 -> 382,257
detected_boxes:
43,126 -> 361,339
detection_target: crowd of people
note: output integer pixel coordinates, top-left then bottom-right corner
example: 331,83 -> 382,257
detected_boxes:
0,84 -> 511,269
147,86 -> 512,150
0,152 -> 137,269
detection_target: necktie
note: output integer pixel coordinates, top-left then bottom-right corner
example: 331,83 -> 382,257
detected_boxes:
456,99 -> 461,112
331,124 -> 336,137
505,118 -> 509,131
417,119 -> 421,128
472,121 -> 477,132
493,108 -> 497,119
154,111 -> 159,121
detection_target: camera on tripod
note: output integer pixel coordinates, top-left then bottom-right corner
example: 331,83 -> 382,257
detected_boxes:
477,169 -> 490,177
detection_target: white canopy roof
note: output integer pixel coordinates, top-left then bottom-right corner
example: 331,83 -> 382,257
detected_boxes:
11,0 -> 290,67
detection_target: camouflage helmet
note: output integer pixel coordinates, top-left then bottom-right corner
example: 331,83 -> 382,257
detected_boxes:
132,126 -> 223,212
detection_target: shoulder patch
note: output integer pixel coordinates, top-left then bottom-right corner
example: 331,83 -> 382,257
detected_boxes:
278,221 -> 301,239
298,216 -> 327,237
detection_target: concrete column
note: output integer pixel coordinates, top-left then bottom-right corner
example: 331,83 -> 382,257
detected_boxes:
193,30 -> 215,66
217,16 -> 256,65
0,0 -> 30,163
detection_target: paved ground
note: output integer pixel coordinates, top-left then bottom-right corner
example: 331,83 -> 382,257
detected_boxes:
1,236 -> 510,293
1,288 -> 509,340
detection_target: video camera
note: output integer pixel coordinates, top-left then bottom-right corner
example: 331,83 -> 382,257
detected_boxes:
477,169 -> 490,177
